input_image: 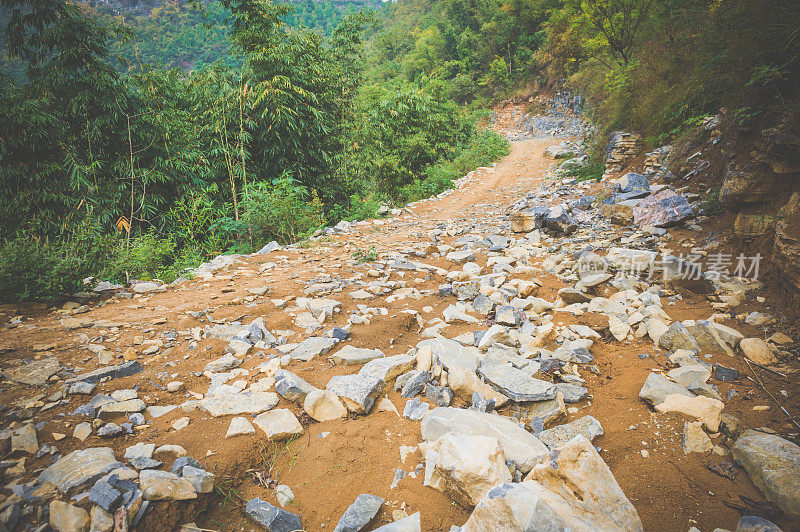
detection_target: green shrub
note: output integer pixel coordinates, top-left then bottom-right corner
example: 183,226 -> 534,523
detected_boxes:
399,129 -> 509,203
100,233 -> 178,284
242,176 -> 325,245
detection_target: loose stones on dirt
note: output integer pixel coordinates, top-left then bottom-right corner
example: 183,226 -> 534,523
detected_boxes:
198,391 -> 279,417
139,470 -> 197,500
423,433 -> 512,506
39,447 -> 122,494
326,374 -> 384,414
330,346 -> 385,366
253,409 -> 303,441
304,389 -> 348,422
246,497 -> 302,532
334,493 -> 384,532
477,364 -> 556,402
732,430 -> 800,517
639,372 -> 694,406
49,500 -> 90,532
739,338 -> 778,365
420,407 -> 548,473
465,436 -> 642,531
537,415 -> 604,449
274,369 -> 315,402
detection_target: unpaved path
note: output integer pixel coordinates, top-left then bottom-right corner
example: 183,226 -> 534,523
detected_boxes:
1,135 -> 798,531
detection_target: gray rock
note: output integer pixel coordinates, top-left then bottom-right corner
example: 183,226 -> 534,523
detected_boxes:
555,383 -> 588,403
403,398 -> 429,421
6,357 -> 61,385
128,456 -> 162,470
65,361 -> 143,385
447,250 -> 476,264
633,188 -> 695,227
736,516 -> 783,532
330,346 -> 384,366
538,415 -> 604,449
495,305 -> 522,327
426,385 -> 453,407
97,423 -> 122,438
732,430 -> 800,517
619,172 -> 649,193
275,370 -> 315,402
182,465 -> 214,494
417,338 -> 479,373
204,354 -> 241,373
139,470 -> 197,500
421,407 -> 548,473
639,372 -> 694,406
333,493 -> 384,532
198,391 -> 279,417
289,337 -> 338,361
89,480 -> 122,512
171,456 -> 201,474
326,374 -> 384,414
477,364 -> 556,402
470,392 -> 495,412
359,354 -> 416,382
246,497 -> 302,532
373,512 -> 421,532
400,371 -> 428,398
39,447 -> 122,494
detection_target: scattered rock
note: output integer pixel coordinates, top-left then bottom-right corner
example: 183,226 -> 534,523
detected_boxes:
732,430 -> 800,517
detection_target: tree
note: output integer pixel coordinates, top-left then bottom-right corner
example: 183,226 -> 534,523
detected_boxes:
566,0 -> 654,65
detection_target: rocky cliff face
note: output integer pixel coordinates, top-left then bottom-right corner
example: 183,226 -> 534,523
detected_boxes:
716,111 -> 800,302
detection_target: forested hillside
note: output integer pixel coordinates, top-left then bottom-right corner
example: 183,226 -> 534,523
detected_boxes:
1,0 -> 798,301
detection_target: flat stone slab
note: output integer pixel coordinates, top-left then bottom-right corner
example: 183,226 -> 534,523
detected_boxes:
246,497 -> 302,532
329,346 -> 385,366
289,337 -> 338,361
359,354 -> 416,382
373,512 -> 420,532
538,415 -> 604,449
139,470 -> 197,500
477,364 -> 556,402
39,447 -> 122,494
732,430 -> 800,517
333,493 -> 384,532
639,372 -> 693,406
198,391 -> 279,417
417,338 -> 479,372
65,361 -> 143,385
421,407 -> 548,473
326,374 -> 384,414
253,409 -> 303,441
274,370 -> 316,402
5,357 -> 61,385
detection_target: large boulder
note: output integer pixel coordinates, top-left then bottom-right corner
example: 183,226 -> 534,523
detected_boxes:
420,407 -> 548,473
462,436 -> 642,531
423,433 -> 512,507
639,372 -> 693,407
632,189 -> 694,227
477,364 -> 556,402
732,430 -> 800,517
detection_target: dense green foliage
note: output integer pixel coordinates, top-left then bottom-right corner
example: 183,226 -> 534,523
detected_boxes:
0,0 -> 507,301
